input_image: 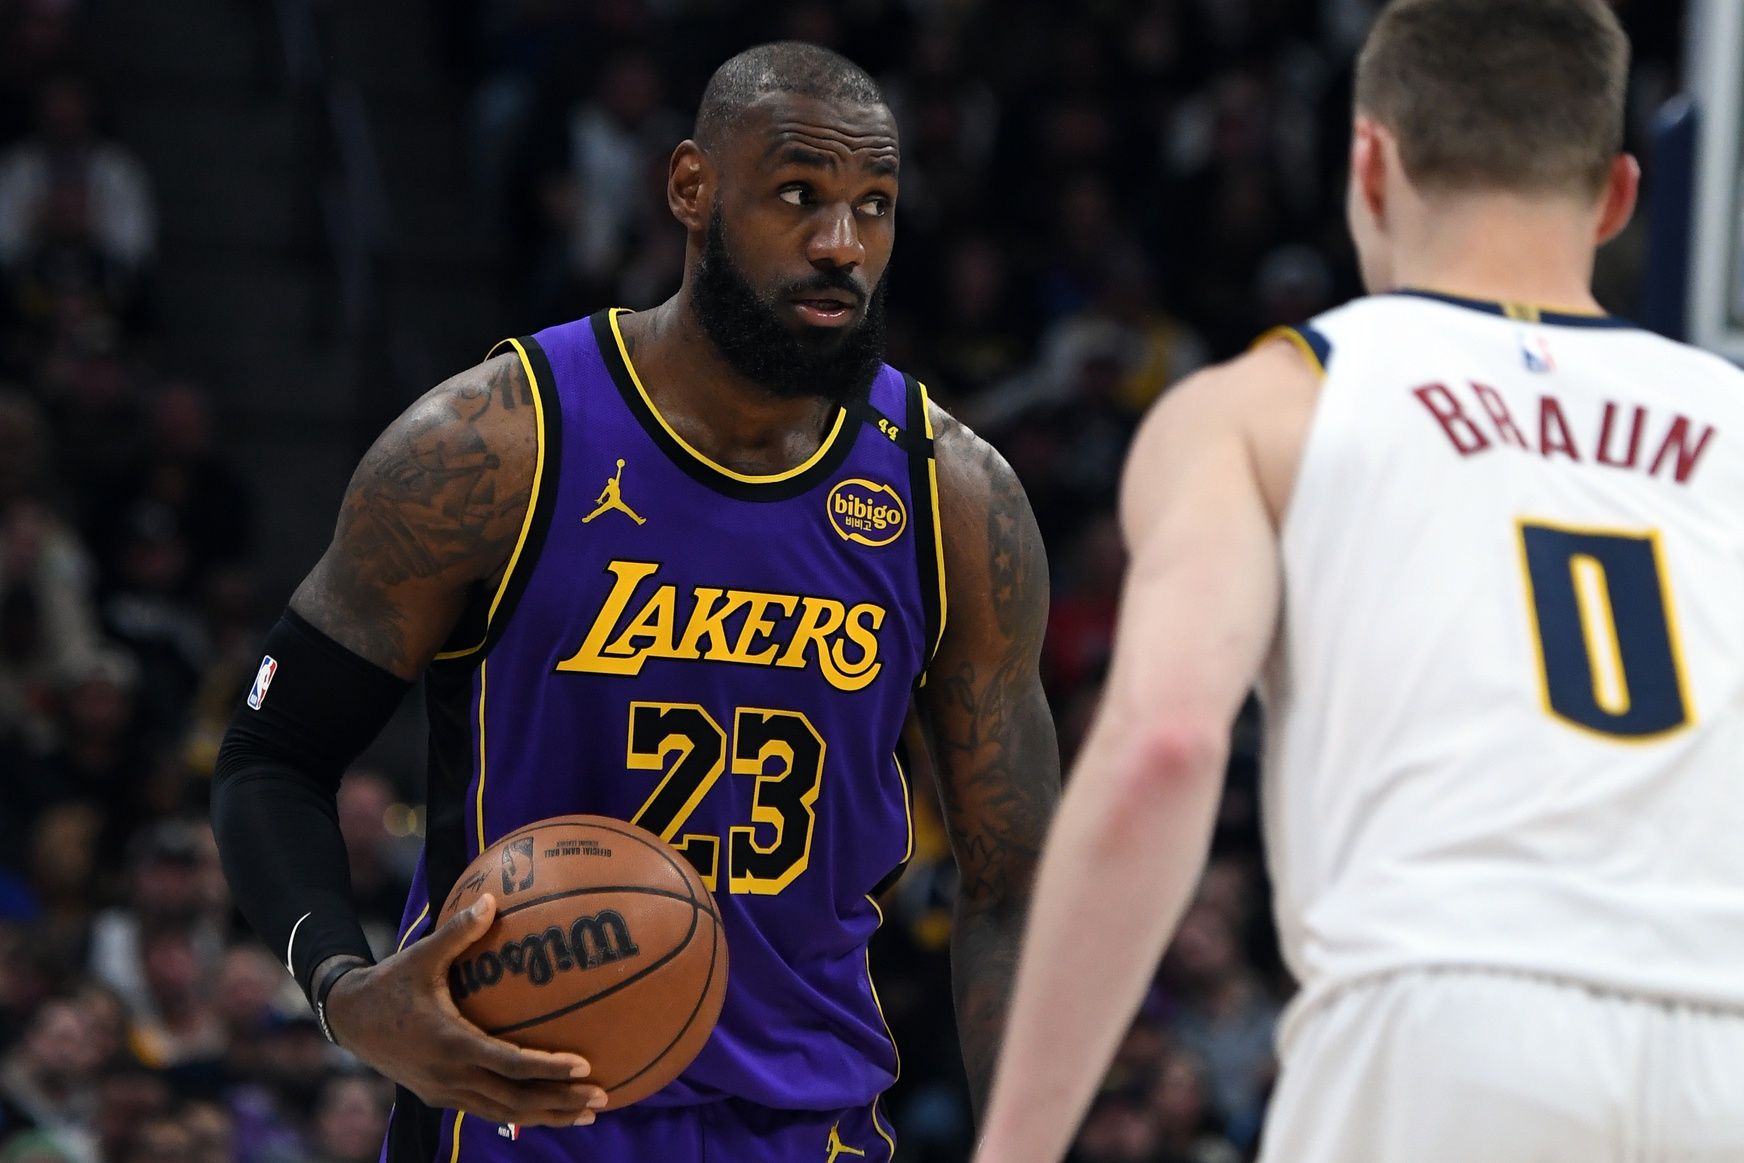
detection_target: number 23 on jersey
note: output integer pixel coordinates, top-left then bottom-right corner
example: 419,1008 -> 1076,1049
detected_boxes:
624,701 -> 824,894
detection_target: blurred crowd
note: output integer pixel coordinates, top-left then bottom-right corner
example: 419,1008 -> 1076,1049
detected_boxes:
0,0 -> 1684,1161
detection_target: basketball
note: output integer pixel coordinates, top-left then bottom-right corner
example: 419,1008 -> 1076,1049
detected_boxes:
435,815 -> 728,1109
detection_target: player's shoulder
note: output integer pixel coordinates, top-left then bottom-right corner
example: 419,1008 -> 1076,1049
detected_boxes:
355,349 -> 540,565
1633,329 -> 1744,385
1154,329 -> 1323,436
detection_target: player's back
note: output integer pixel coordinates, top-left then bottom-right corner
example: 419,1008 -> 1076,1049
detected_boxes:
1263,290 -> 1744,1027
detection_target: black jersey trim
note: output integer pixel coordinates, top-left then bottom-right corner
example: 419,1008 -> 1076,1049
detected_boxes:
382,1085 -> 442,1163
422,664 -> 476,915
591,309 -> 858,502
1393,289 -> 1639,330
904,375 -> 945,681
843,397 -> 931,455
431,336 -> 564,664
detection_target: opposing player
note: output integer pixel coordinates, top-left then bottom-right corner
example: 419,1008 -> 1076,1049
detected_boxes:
210,43 -> 1058,1162
975,1 -> 1744,1159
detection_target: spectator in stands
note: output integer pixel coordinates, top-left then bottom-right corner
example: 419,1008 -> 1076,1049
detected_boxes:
0,77 -> 154,349
0,76 -> 154,276
0,392 -> 98,756
0,997 -> 101,1161
528,49 -> 683,316
305,1076 -> 392,1163
88,1065 -> 169,1163
87,820 -> 225,1022
1162,903 -> 1280,1148
334,770 -> 414,951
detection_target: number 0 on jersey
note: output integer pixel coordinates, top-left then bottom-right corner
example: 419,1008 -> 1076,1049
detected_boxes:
1517,521 -> 1693,740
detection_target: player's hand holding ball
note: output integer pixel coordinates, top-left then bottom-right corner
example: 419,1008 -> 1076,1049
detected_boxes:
435,815 -> 728,1110
322,895 -> 610,1129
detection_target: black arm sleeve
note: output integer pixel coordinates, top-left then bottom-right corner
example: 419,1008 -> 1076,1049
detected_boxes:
211,610 -> 412,999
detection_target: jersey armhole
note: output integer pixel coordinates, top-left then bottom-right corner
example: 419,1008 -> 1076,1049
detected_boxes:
1254,323 -> 1333,379
903,375 -> 947,686
431,335 -> 564,667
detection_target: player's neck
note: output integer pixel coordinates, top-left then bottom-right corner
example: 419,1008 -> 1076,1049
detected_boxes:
1389,193 -> 1604,314
620,299 -> 841,466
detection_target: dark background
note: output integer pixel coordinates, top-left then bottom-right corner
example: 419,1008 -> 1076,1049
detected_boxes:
0,2 -> 1690,1161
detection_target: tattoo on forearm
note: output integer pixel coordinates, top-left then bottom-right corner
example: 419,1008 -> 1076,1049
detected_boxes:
924,424 -> 1062,1120
954,910 -> 1021,1119
933,440 -> 1056,906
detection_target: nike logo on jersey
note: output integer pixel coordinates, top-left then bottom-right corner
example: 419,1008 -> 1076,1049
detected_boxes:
555,559 -> 887,692
582,459 -> 646,526
1413,381 -> 1716,486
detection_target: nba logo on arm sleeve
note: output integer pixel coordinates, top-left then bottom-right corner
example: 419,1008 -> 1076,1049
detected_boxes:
247,655 -> 278,710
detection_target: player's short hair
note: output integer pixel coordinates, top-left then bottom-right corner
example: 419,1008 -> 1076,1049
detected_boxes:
1354,0 -> 1629,196
695,41 -> 885,151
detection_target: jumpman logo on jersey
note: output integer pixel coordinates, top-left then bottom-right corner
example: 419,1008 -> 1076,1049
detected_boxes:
825,1123 -> 865,1162
582,459 -> 645,525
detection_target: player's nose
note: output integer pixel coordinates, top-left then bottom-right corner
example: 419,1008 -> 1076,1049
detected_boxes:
806,202 -> 864,271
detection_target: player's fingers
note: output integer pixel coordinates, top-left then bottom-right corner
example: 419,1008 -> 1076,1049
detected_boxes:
456,1072 -> 601,1123
422,895 -> 496,965
443,1088 -> 583,1129
466,1075 -> 604,1111
464,1032 -> 591,1082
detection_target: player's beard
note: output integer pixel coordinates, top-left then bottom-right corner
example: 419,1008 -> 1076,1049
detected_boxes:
691,208 -> 887,406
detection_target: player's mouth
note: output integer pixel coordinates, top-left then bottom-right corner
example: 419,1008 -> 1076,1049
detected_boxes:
789,292 -> 861,328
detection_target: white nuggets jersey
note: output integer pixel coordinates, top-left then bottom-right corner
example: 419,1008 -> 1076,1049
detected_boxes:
1261,290 -> 1744,1036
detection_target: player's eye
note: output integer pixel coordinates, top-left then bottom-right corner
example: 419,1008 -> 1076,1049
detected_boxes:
778,185 -> 811,206
857,196 -> 891,218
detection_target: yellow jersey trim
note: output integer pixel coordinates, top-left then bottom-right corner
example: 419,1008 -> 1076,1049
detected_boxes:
432,337 -> 549,661
864,893 -> 901,1161
1254,325 -> 1327,378
606,308 -> 850,484
474,660 -> 489,853
859,747 -> 911,1162
448,1111 -> 465,1162
918,382 -> 948,663
396,903 -> 431,953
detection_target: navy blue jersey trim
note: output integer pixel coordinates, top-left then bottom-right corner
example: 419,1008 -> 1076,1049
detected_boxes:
1393,289 -> 1638,330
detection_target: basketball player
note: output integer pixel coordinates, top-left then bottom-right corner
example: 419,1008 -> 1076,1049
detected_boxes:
209,43 -> 1059,1163
975,1 -> 1744,1160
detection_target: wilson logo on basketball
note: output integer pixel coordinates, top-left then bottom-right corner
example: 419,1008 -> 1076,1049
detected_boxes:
449,910 -> 641,998
826,478 -> 906,547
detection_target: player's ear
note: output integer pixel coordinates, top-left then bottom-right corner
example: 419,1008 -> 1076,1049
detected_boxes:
1348,115 -> 1390,234
1594,153 -> 1640,247
668,141 -> 710,232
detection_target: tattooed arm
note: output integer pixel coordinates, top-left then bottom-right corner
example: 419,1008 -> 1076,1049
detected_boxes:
213,355 -> 610,1127
291,352 -> 537,675
917,406 -> 1062,1123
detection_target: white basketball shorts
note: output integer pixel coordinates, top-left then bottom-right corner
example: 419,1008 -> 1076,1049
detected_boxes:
1258,967 -> 1744,1163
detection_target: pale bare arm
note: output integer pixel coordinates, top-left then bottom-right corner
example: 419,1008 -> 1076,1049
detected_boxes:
971,341 -> 1316,1162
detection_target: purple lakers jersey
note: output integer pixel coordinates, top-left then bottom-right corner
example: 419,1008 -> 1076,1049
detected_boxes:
386,309 -> 944,1155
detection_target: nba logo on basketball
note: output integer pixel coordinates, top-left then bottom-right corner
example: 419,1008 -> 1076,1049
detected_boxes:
1521,330 -> 1556,373
501,837 -> 536,894
246,655 -> 278,710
